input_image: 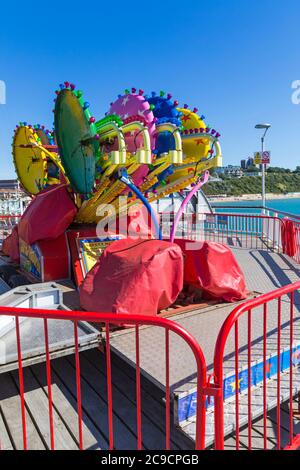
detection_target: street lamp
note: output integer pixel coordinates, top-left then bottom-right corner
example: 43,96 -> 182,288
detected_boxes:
255,123 -> 271,210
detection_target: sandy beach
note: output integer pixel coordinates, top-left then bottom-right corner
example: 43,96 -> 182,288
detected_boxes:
207,192 -> 300,203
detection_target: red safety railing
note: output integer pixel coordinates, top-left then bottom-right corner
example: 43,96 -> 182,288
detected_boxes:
199,212 -> 282,252
211,206 -> 300,264
1,210 -> 300,450
0,215 -> 20,247
1,288 -> 300,450
213,281 -> 300,450
0,306 -> 208,451
160,211 -> 283,253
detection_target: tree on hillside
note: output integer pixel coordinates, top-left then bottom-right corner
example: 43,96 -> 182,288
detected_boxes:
276,182 -> 288,193
245,165 -> 259,173
267,167 -> 290,173
204,173 -> 300,196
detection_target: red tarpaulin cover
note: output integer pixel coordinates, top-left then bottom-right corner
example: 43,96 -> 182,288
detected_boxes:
10,226 -> 20,263
281,218 -> 297,257
175,239 -> 247,302
80,238 -> 183,316
2,233 -> 11,256
2,226 -> 20,263
18,184 -> 77,245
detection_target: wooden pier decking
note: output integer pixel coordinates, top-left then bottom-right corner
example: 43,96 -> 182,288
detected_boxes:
0,347 -> 299,450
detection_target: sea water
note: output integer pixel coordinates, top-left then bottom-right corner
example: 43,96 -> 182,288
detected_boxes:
212,197 -> 300,216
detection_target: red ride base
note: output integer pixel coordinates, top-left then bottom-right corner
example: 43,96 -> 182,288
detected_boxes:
19,233 -> 70,282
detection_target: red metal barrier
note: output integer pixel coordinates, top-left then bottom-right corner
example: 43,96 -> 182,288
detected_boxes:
159,211 -> 283,253
1,210 -> 300,450
200,212 -> 282,252
213,281 -> 300,450
0,306 -> 207,451
223,205 -> 300,255
1,288 -> 300,450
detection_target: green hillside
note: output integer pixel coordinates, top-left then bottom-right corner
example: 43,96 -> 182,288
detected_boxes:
203,173 -> 300,196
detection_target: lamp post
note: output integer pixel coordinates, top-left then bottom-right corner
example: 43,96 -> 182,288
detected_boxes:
255,123 -> 271,211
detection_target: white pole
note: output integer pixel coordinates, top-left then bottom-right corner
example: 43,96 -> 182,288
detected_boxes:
261,136 -> 266,211
255,124 -> 270,214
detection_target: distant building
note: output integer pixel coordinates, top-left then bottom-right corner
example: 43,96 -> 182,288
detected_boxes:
215,165 -> 244,178
0,179 -> 30,215
227,166 -> 243,178
247,157 -> 254,168
246,171 -> 262,177
0,179 -> 19,191
241,157 -> 255,169
214,167 -> 226,175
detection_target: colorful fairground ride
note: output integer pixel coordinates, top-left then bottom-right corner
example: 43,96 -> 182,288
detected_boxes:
12,84 -> 222,217
5,82 -> 223,287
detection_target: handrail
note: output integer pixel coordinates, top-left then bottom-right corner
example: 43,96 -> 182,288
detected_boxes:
160,210 -> 280,219
0,306 -> 204,360
0,306 -> 205,368
213,280 -> 300,450
0,305 -> 208,450
214,280 -> 300,375
211,204 -> 264,209
266,207 -> 300,221
1,227 -> 300,449
202,211 -> 282,221
211,203 -> 300,221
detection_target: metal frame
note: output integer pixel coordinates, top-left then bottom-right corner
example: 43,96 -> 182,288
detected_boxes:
160,211 -> 283,253
0,306 -> 208,450
2,211 -> 300,449
213,281 -> 300,450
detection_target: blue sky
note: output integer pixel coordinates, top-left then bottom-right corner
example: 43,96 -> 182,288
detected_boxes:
0,0 -> 300,178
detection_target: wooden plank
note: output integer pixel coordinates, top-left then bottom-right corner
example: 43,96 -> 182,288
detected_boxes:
11,368 -> 78,450
0,407 -> 14,450
87,348 -> 173,412
31,362 -> 105,450
109,353 -> 197,450
72,352 -> 179,450
84,349 -> 193,450
51,356 -> 137,450
0,341 -> 99,376
0,372 -> 45,449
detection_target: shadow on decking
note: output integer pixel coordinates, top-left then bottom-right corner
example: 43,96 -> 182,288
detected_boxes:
0,349 -> 194,450
250,250 -> 300,300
